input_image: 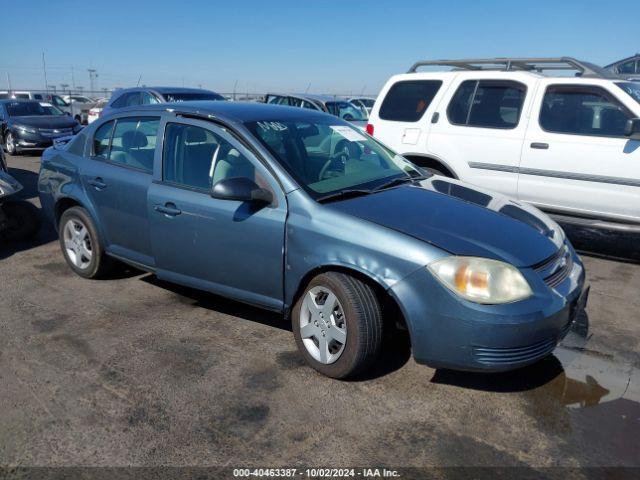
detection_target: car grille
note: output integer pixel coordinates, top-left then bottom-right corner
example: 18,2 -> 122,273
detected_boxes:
533,245 -> 573,288
473,338 -> 557,366
40,128 -> 74,138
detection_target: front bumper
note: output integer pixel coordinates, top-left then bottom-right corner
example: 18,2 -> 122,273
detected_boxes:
389,245 -> 587,372
14,129 -> 76,151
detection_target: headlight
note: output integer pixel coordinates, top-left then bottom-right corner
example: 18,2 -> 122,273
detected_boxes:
15,124 -> 37,134
428,257 -> 533,304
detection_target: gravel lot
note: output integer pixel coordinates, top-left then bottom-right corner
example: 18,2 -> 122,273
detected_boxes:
1,154 -> 639,472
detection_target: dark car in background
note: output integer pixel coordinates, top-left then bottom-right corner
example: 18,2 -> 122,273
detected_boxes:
606,54 -> 640,80
101,87 -> 225,118
0,100 -> 82,155
265,93 -> 368,122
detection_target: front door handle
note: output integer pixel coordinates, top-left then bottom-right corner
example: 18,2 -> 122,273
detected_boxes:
530,142 -> 549,150
154,203 -> 182,217
88,177 -> 107,190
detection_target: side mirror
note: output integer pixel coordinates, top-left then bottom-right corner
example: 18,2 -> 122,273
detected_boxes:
211,177 -> 273,205
624,118 -> 640,140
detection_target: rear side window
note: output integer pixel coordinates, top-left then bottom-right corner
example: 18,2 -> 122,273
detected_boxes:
447,80 -> 526,129
111,93 -> 137,108
93,121 -> 114,159
379,80 -> 442,122
108,117 -> 159,172
540,85 -> 632,137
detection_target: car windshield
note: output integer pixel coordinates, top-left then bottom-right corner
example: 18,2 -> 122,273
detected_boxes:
163,92 -> 225,102
325,101 -> 367,121
358,98 -> 375,108
616,82 -> 640,105
6,102 -> 65,116
245,117 -> 422,200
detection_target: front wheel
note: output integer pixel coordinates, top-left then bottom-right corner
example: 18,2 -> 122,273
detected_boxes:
4,132 -> 17,155
59,206 -> 113,278
293,272 -> 383,379
0,201 -> 41,241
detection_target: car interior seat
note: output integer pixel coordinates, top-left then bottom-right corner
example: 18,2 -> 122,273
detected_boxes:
211,145 -> 255,185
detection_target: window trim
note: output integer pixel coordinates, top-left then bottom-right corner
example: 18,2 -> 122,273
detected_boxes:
446,79 -> 527,130
538,84 -> 634,139
91,119 -> 115,159
379,79 -> 443,123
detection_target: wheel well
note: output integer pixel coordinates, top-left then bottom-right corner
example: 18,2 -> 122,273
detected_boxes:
54,198 -> 81,226
288,266 -> 409,334
403,155 -> 457,178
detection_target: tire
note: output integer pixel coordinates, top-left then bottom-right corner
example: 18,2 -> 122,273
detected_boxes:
0,201 -> 41,241
4,132 -> 17,155
292,272 -> 383,379
58,206 -> 113,279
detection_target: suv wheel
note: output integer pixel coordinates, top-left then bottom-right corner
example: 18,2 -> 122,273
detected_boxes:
293,272 -> 383,379
59,206 -> 112,278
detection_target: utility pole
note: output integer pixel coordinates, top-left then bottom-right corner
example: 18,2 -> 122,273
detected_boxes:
42,52 -> 48,91
47,85 -> 56,93
87,69 -> 97,94
6,73 -> 12,91
61,83 -> 69,95
71,66 -> 76,90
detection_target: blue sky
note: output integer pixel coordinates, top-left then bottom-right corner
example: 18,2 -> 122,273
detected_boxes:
0,0 -> 638,95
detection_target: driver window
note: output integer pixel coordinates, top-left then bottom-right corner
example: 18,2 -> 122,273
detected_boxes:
163,123 -> 259,191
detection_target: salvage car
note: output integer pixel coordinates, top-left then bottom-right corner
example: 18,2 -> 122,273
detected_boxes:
265,93 -> 368,122
1,100 -> 82,154
367,57 -> 640,232
38,101 -> 588,378
101,87 -> 224,118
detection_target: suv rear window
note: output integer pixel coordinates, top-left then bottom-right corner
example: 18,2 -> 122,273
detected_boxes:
447,80 -> 526,129
379,80 -> 442,122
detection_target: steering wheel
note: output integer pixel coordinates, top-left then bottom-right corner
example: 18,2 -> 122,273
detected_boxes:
319,151 -> 349,180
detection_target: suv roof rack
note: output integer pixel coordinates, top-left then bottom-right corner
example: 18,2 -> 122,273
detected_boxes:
407,57 -> 619,79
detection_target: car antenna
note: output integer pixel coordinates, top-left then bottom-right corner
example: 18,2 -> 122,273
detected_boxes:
305,82 -> 311,93
136,74 -> 142,87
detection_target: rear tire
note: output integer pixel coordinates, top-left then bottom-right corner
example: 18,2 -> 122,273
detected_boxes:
59,206 -> 113,279
0,201 -> 41,241
293,272 -> 383,379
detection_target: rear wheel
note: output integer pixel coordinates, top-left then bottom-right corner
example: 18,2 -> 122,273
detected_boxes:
0,201 -> 41,241
293,272 -> 383,379
59,206 -> 113,278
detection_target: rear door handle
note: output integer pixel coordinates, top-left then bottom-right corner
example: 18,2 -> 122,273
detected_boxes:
530,142 -> 549,150
88,177 -> 107,190
154,203 -> 182,217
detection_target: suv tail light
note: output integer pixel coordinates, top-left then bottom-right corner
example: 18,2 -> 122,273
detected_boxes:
366,123 -> 374,136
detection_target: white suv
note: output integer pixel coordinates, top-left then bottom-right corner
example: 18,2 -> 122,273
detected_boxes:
367,58 -> 640,231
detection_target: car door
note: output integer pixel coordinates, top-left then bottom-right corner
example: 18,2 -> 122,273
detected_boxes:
80,115 -> 160,266
519,81 -> 640,223
428,78 -> 532,198
148,118 -> 287,310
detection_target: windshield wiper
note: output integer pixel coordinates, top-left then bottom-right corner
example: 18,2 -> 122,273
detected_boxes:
316,188 -> 373,203
372,174 -> 428,192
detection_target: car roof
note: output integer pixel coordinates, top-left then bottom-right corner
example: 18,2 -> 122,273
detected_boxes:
114,86 -> 219,95
105,100 -> 336,124
605,53 -> 640,69
266,93 -> 348,104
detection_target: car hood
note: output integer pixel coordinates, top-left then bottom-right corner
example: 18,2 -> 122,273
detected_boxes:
325,177 -> 563,267
11,116 -> 76,129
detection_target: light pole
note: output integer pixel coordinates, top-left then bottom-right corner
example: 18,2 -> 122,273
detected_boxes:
87,69 -> 97,95
61,83 -> 69,95
47,85 -> 56,94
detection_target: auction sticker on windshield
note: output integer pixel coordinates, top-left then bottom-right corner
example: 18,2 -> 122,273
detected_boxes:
330,125 -> 367,142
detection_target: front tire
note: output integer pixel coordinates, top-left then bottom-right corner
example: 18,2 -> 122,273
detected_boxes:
293,272 -> 383,379
59,206 -> 112,278
4,132 -> 17,155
